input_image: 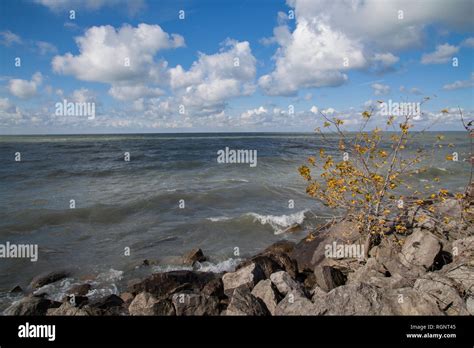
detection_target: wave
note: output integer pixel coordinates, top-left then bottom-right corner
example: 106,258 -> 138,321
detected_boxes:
206,209 -> 309,235
152,258 -> 241,274
247,210 -> 308,235
206,216 -> 231,222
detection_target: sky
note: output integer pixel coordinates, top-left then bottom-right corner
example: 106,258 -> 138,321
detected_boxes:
0,0 -> 473,134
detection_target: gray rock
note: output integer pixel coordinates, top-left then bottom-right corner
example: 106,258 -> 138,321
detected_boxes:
128,292 -> 175,316
441,262 -> 474,296
290,220 -> 361,272
399,230 -> 442,270
414,273 -> 469,315
311,282 -> 393,315
251,280 -> 279,315
314,265 -> 346,291
4,295 -> 61,316
451,236 -> 474,260
270,271 -> 300,295
275,290 -> 320,315
222,263 -> 264,296
385,287 -> 444,315
30,271 -> 70,289
171,293 -> 219,316
375,241 -> 423,282
434,198 -> 462,218
224,286 -> 270,316
466,295 -> 474,315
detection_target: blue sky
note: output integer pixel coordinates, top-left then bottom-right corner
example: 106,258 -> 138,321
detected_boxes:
0,0 -> 473,134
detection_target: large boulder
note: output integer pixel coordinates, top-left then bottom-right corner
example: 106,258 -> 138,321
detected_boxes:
414,273 -> 469,315
128,270 -> 217,298
30,271 -> 70,289
373,240 -> 425,282
222,263 -> 265,296
311,282 -> 392,315
251,280 -> 279,315
347,258 -> 411,289
171,293 -> 219,316
236,242 -> 298,279
385,287 -> 444,315
399,229 -> 442,270
290,220 -> 361,273
128,292 -> 175,316
224,286 -> 270,316
4,295 -> 61,316
275,290 -> 320,315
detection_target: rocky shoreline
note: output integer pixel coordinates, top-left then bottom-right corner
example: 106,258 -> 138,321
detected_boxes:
4,187 -> 473,316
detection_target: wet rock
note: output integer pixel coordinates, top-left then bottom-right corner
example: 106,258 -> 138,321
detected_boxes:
270,271 -> 301,295
4,295 -> 61,316
128,292 -> 175,316
171,293 -> 219,316
314,265 -> 347,292
90,294 -> 124,310
251,280 -> 279,315
10,285 -> 23,293
63,295 -> 88,307
263,240 -> 296,255
400,229 -> 442,270
129,270 -> 217,298
68,283 -> 91,297
222,263 -> 265,296
224,286 -> 269,316
414,273 -> 469,315
183,248 -> 207,265
30,271 -> 70,289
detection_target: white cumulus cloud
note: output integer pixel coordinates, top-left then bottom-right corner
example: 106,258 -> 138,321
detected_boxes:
8,72 -> 43,99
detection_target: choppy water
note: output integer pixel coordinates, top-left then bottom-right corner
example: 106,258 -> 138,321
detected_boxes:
0,132 -> 470,311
